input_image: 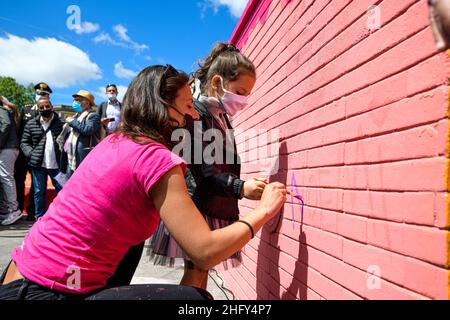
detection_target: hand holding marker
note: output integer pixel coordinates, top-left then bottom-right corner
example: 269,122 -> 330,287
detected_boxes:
255,177 -> 304,230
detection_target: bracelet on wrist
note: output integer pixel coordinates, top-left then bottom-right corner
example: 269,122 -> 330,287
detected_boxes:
237,220 -> 255,239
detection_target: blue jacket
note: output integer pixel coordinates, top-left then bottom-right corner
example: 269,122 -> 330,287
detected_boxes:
68,110 -> 101,167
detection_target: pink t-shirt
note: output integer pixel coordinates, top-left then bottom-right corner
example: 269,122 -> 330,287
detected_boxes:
12,134 -> 186,294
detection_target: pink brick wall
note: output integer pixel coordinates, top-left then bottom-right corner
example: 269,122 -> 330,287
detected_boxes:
218,0 -> 450,300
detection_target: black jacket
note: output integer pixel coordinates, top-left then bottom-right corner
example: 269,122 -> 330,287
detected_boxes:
0,106 -> 20,150
20,113 -> 64,168
18,104 -> 39,139
96,101 -> 122,132
184,100 -> 245,221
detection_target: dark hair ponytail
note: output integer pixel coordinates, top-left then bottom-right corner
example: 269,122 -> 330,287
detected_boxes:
192,42 -> 256,96
117,65 -> 189,147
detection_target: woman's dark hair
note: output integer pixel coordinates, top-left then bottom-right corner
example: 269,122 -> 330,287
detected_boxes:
191,42 -> 256,95
116,65 -> 189,147
0,97 -> 3,107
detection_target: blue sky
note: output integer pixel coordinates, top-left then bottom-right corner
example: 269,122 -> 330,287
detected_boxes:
0,0 -> 248,105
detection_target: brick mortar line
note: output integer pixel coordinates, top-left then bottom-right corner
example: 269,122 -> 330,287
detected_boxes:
234,85 -> 446,150
240,153 -> 447,171
223,267 -> 253,300
282,216 -> 448,261
240,200 -> 447,230
247,0 -> 329,71
235,0 -> 419,125
228,260 -> 261,299
238,183 -> 445,194
243,0 -> 295,62
230,264 -> 258,298
242,0 -> 378,106
240,209 -> 449,270
246,236 -> 432,299
234,82 -> 445,151
238,45 -> 437,137
240,200 -> 448,232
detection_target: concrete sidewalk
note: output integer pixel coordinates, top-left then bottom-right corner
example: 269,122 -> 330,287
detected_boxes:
0,219 -> 230,300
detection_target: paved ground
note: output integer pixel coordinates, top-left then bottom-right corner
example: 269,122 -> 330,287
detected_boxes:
0,218 -> 230,300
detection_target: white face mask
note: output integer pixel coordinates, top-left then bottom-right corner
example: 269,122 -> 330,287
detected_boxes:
107,93 -> 117,101
219,78 -> 248,116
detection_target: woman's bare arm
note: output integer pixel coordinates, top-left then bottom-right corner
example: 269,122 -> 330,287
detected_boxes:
150,165 -> 287,270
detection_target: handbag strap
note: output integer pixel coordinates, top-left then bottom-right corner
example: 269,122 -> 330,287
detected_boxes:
37,119 -> 53,144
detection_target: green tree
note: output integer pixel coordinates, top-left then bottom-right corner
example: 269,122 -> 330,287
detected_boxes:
0,77 -> 35,109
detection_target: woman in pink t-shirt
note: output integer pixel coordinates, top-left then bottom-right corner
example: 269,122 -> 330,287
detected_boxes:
0,65 -> 288,300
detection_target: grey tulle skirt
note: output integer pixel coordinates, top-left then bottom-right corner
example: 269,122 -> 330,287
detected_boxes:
148,215 -> 242,270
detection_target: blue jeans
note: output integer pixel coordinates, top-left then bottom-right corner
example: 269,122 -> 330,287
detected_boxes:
31,168 -> 62,219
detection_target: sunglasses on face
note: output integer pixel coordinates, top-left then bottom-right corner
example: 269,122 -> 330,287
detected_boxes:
38,105 -> 52,111
225,44 -> 240,52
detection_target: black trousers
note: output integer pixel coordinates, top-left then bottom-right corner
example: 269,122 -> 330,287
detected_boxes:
85,284 -> 213,300
0,245 -> 213,300
105,242 -> 145,288
0,279 -> 212,300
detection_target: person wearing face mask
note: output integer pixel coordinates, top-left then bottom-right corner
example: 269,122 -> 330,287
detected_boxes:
150,43 -> 267,290
20,82 -> 53,123
20,97 -> 64,220
58,90 -> 100,178
96,84 -> 122,139
15,82 -> 53,221
0,65 -> 288,300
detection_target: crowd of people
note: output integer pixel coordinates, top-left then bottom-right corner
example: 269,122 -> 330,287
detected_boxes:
0,83 -> 123,225
0,43 -> 289,300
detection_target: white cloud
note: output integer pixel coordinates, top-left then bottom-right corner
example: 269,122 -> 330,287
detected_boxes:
93,32 -> 117,45
114,61 -> 138,79
0,34 -> 102,88
113,25 -> 131,42
93,24 -> 148,54
73,21 -> 100,35
94,85 -> 128,103
201,0 -> 248,18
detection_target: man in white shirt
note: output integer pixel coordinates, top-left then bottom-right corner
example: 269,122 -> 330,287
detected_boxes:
97,84 -> 122,138
41,113 -> 58,170
20,97 -> 64,219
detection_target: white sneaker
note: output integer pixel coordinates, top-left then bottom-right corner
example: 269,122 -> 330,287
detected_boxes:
1,210 -> 23,226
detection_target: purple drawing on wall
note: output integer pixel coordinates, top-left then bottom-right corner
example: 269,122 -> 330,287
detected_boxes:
267,173 -> 305,233
290,174 -> 304,230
